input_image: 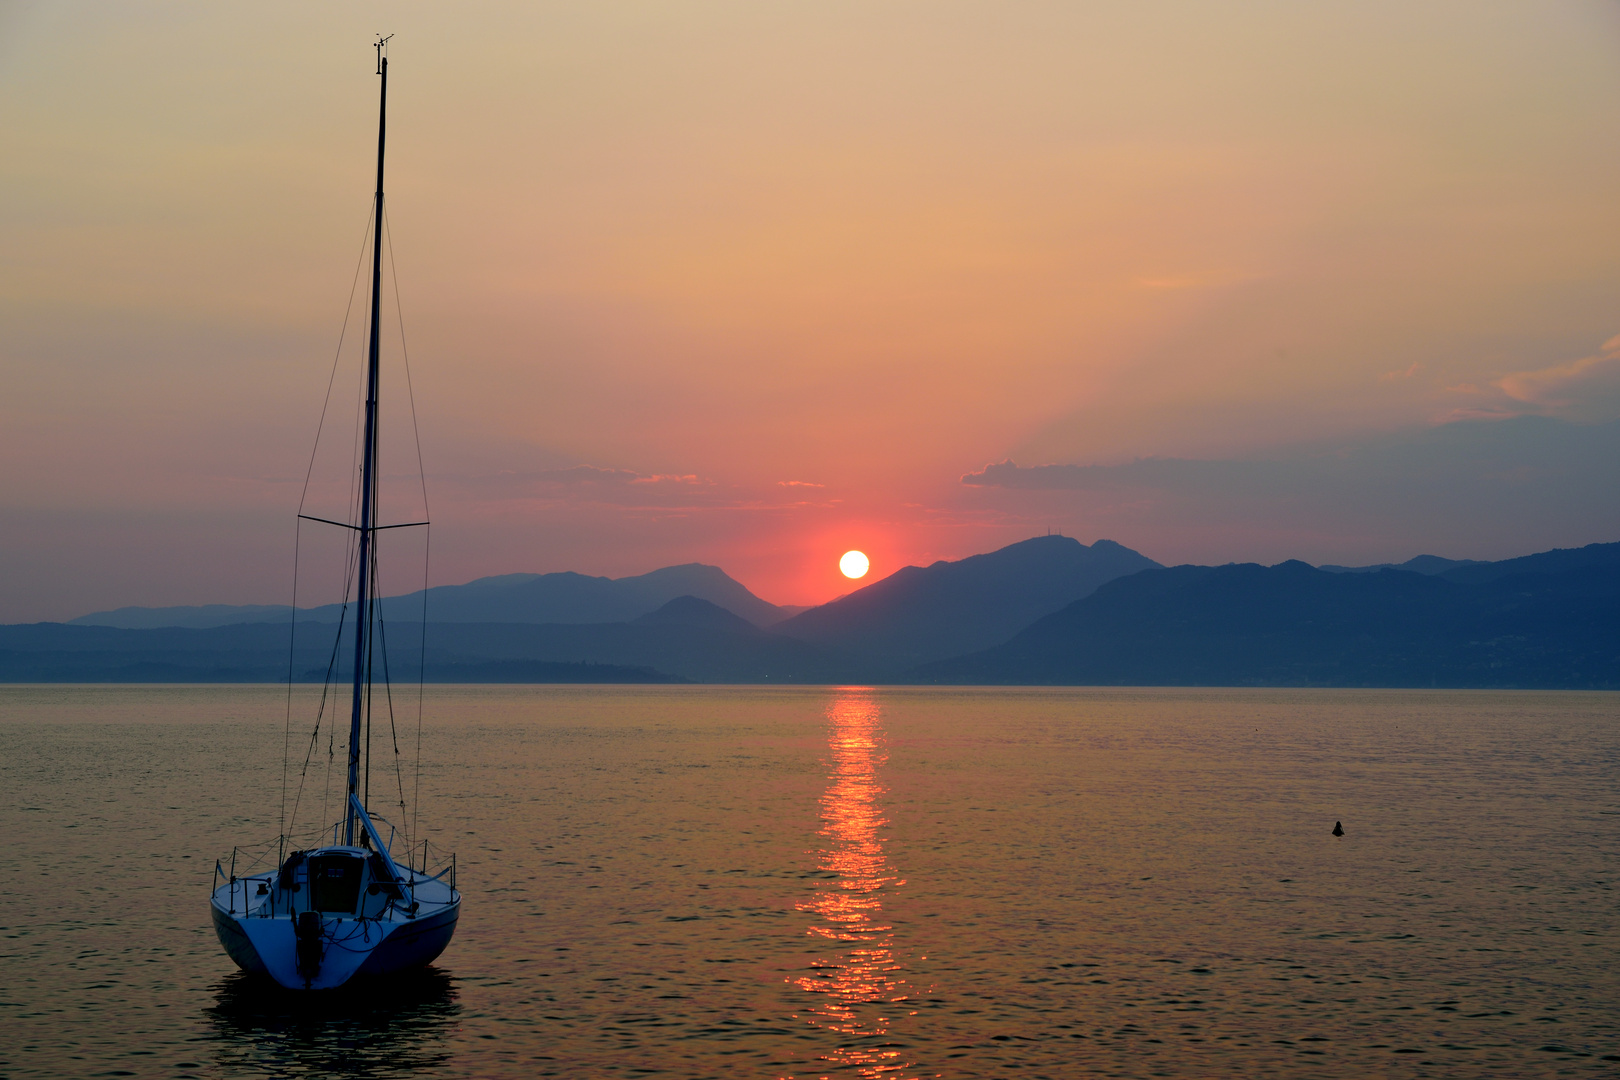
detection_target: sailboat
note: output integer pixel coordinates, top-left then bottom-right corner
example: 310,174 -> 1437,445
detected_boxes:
209,40 -> 461,991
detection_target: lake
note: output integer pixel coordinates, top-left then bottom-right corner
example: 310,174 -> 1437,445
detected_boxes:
3,685 -> 1618,1078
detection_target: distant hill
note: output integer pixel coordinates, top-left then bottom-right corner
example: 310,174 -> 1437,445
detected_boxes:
400,660 -> 686,684
27,539 -> 1620,687
633,595 -> 763,634
69,563 -> 794,630
772,536 -> 1162,667
414,613 -> 847,684
916,542 -> 1620,687
0,621 -> 687,683
3,596 -> 846,684
1318,554 -> 1485,575
0,621 -> 312,682
67,603 -> 299,630
1433,541 -> 1620,584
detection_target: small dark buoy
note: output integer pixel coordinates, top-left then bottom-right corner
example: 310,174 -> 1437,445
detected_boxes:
1332,821 -> 1344,837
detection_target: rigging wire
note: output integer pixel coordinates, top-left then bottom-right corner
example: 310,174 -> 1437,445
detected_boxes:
282,202 -> 377,861
323,711 -> 336,839
320,497 -> 365,837
288,598 -> 351,839
384,206 -> 433,859
281,201 -> 435,855
375,596 -> 411,854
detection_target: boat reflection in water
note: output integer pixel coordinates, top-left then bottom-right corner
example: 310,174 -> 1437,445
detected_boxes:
204,968 -> 459,1078
794,688 -> 918,1079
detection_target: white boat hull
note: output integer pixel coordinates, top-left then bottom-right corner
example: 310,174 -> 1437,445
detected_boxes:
211,848 -> 460,991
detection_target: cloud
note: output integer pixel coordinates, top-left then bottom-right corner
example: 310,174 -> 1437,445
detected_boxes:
632,474 -> 703,486
959,417 -> 1620,560
433,462 -> 726,509
1405,334 -> 1620,427
1430,405 -> 1522,423
963,454 -> 1305,495
964,418 -> 1620,495
442,461 -> 847,516
1495,336 -> 1620,410
528,464 -> 646,485
527,465 -> 705,487
963,459 -> 1107,490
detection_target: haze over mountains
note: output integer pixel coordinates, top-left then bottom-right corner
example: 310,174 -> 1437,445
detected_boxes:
7,536 -> 1618,688
71,563 -> 801,630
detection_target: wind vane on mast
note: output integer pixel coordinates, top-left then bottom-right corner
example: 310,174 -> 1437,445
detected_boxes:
376,34 -> 393,74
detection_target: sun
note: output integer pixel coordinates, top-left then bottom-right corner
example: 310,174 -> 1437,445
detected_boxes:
839,550 -> 870,579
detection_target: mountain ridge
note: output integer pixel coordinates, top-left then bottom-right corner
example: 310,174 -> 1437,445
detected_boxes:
20,537 -> 1620,687
914,542 -> 1620,687
69,563 -> 795,630
773,535 -> 1162,666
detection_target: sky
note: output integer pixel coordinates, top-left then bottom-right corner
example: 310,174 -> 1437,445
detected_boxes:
4,1 -> 1620,621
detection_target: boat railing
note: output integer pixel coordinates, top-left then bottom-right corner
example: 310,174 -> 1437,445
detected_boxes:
410,837 -> 456,884
214,824 -> 457,911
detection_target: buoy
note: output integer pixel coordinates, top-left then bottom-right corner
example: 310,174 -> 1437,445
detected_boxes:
1332,821 -> 1344,837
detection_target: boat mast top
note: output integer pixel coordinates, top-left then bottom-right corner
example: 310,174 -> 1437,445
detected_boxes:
344,35 -> 391,847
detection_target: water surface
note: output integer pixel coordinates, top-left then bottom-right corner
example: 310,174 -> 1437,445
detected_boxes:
3,685 -> 1618,1077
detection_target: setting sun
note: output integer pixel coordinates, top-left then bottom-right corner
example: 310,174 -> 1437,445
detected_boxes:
839,550 -> 870,579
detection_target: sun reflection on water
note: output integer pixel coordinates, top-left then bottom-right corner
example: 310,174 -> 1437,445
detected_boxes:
791,688 -> 919,1079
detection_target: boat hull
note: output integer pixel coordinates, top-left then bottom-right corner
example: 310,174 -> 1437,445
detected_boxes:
211,901 -> 460,990
211,865 -> 460,990
211,899 -> 269,975
356,903 -> 459,975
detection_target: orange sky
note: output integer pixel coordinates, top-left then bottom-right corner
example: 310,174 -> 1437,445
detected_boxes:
5,2 -> 1620,620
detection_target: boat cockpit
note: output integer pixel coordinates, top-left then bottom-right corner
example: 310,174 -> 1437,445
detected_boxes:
224,845 -> 413,922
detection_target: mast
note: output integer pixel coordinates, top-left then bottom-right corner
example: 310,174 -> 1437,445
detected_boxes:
345,37 -> 391,847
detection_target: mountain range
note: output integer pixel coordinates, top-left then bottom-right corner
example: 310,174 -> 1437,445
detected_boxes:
772,536 -> 1160,666
918,542 -> 1620,687
7,537 -> 1618,687
69,563 -> 801,630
